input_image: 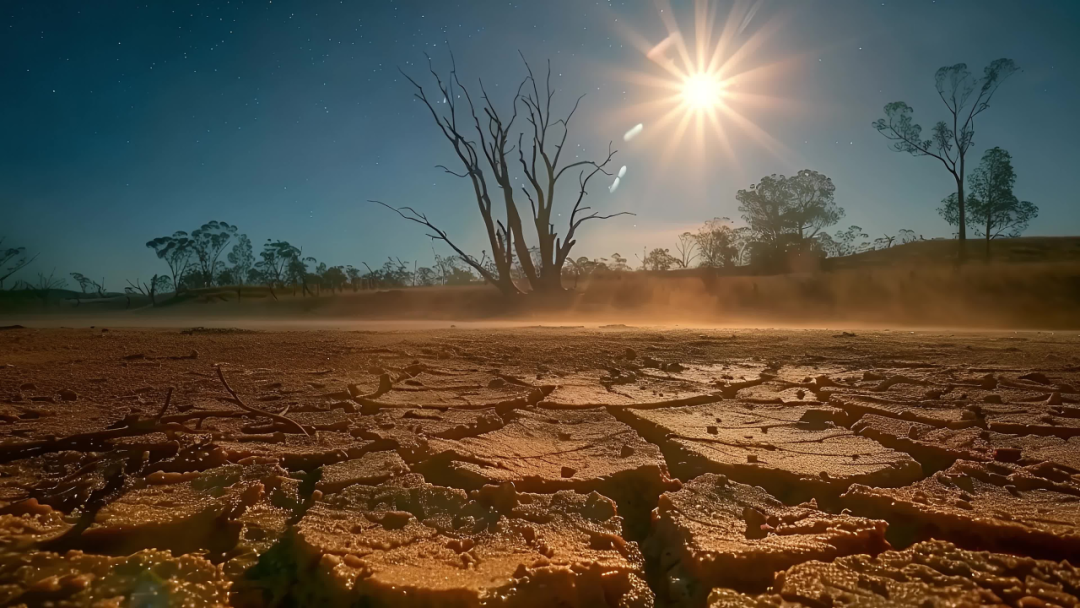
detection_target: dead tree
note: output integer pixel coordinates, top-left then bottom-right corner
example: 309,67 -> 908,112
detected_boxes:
515,57 -> 634,291
126,274 -> 167,307
0,238 -> 37,290
374,51 -> 631,295
25,270 -> 65,308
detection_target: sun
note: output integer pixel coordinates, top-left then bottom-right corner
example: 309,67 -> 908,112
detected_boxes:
610,0 -> 801,168
682,72 -> 726,110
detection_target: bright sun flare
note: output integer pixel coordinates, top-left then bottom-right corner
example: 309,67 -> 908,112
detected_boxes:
612,0 -> 798,168
682,72 -> 725,110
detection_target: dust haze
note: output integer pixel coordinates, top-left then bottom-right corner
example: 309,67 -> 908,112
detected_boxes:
5,254 -> 1079,332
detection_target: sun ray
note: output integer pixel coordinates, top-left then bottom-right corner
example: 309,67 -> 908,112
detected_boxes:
613,0 -> 802,167
706,106 -> 740,171
718,103 -> 797,164
705,2 -> 744,77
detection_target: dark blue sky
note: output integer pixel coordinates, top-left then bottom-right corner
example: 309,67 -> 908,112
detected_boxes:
3,0 -> 1079,286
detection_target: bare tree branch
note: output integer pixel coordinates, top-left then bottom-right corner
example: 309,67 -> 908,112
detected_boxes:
215,366 -> 308,436
369,200 -> 507,289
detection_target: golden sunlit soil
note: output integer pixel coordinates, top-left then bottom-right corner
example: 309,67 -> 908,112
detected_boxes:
0,325 -> 1079,607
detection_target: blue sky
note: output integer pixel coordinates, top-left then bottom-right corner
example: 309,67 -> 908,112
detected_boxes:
3,0 -> 1079,286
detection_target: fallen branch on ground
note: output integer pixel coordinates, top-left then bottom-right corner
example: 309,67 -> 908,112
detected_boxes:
216,366 -> 309,436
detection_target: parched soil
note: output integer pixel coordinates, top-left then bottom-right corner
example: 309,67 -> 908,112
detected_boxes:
0,325 -> 1078,607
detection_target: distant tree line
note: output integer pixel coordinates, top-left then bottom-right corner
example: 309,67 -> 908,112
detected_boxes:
578,152 -> 1036,277
136,222 -> 487,303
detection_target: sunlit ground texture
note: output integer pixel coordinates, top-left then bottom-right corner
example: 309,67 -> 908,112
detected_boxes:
1,325 -> 1078,606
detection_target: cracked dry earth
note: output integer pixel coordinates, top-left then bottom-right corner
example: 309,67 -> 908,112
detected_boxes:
0,326 -> 1079,607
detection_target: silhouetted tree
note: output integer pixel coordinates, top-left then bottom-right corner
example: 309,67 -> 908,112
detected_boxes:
897,229 -> 919,244
21,270 -> 66,308
814,233 -> 839,258
939,147 -> 1037,257
562,256 -> 599,288
227,234 -> 255,299
786,170 -> 843,240
125,274 -> 169,307
872,234 -> 897,250
374,51 -> 631,296
674,232 -> 699,268
641,248 -> 678,271
255,240 -> 299,299
323,266 -> 348,292
873,59 -> 1019,260
607,253 -> 630,272
70,273 -> 93,294
415,267 -> 437,286
345,265 -> 361,291
189,221 -> 238,287
734,171 -> 842,270
694,218 -> 742,268
146,232 -> 194,293
177,266 -> 204,291
380,258 -> 414,287
70,273 -> 106,298
445,264 -> 478,285
836,226 -> 871,256
432,253 -> 457,286
737,171 -> 842,244
300,258 -> 327,295
285,254 -> 314,296
216,268 -> 237,286
0,238 -> 36,290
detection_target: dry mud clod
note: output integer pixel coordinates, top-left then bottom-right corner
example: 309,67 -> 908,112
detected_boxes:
645,473 -> 889,605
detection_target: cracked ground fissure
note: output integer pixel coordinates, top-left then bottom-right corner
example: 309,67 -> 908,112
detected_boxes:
0,327 -> 1079,607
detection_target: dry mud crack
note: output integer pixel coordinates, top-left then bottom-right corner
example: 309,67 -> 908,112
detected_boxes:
0,327 -> 1078,607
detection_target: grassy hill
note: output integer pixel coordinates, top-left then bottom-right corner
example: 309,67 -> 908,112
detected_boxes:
826,236 -> 1080,269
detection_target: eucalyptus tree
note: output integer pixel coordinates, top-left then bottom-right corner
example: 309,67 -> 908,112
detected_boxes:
190,221 -> 238,287
873,59 -> 1019,260
939,147 -> 1037,257
737,171 -> 842,244
227,234 -> 255,297
146,232 -> 194,293
254,240 -> 300,299
125,274 -> 170,307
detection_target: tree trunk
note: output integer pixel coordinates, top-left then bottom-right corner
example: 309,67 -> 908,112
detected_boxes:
956,163 -> 967,263
536,269 -> 563,293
